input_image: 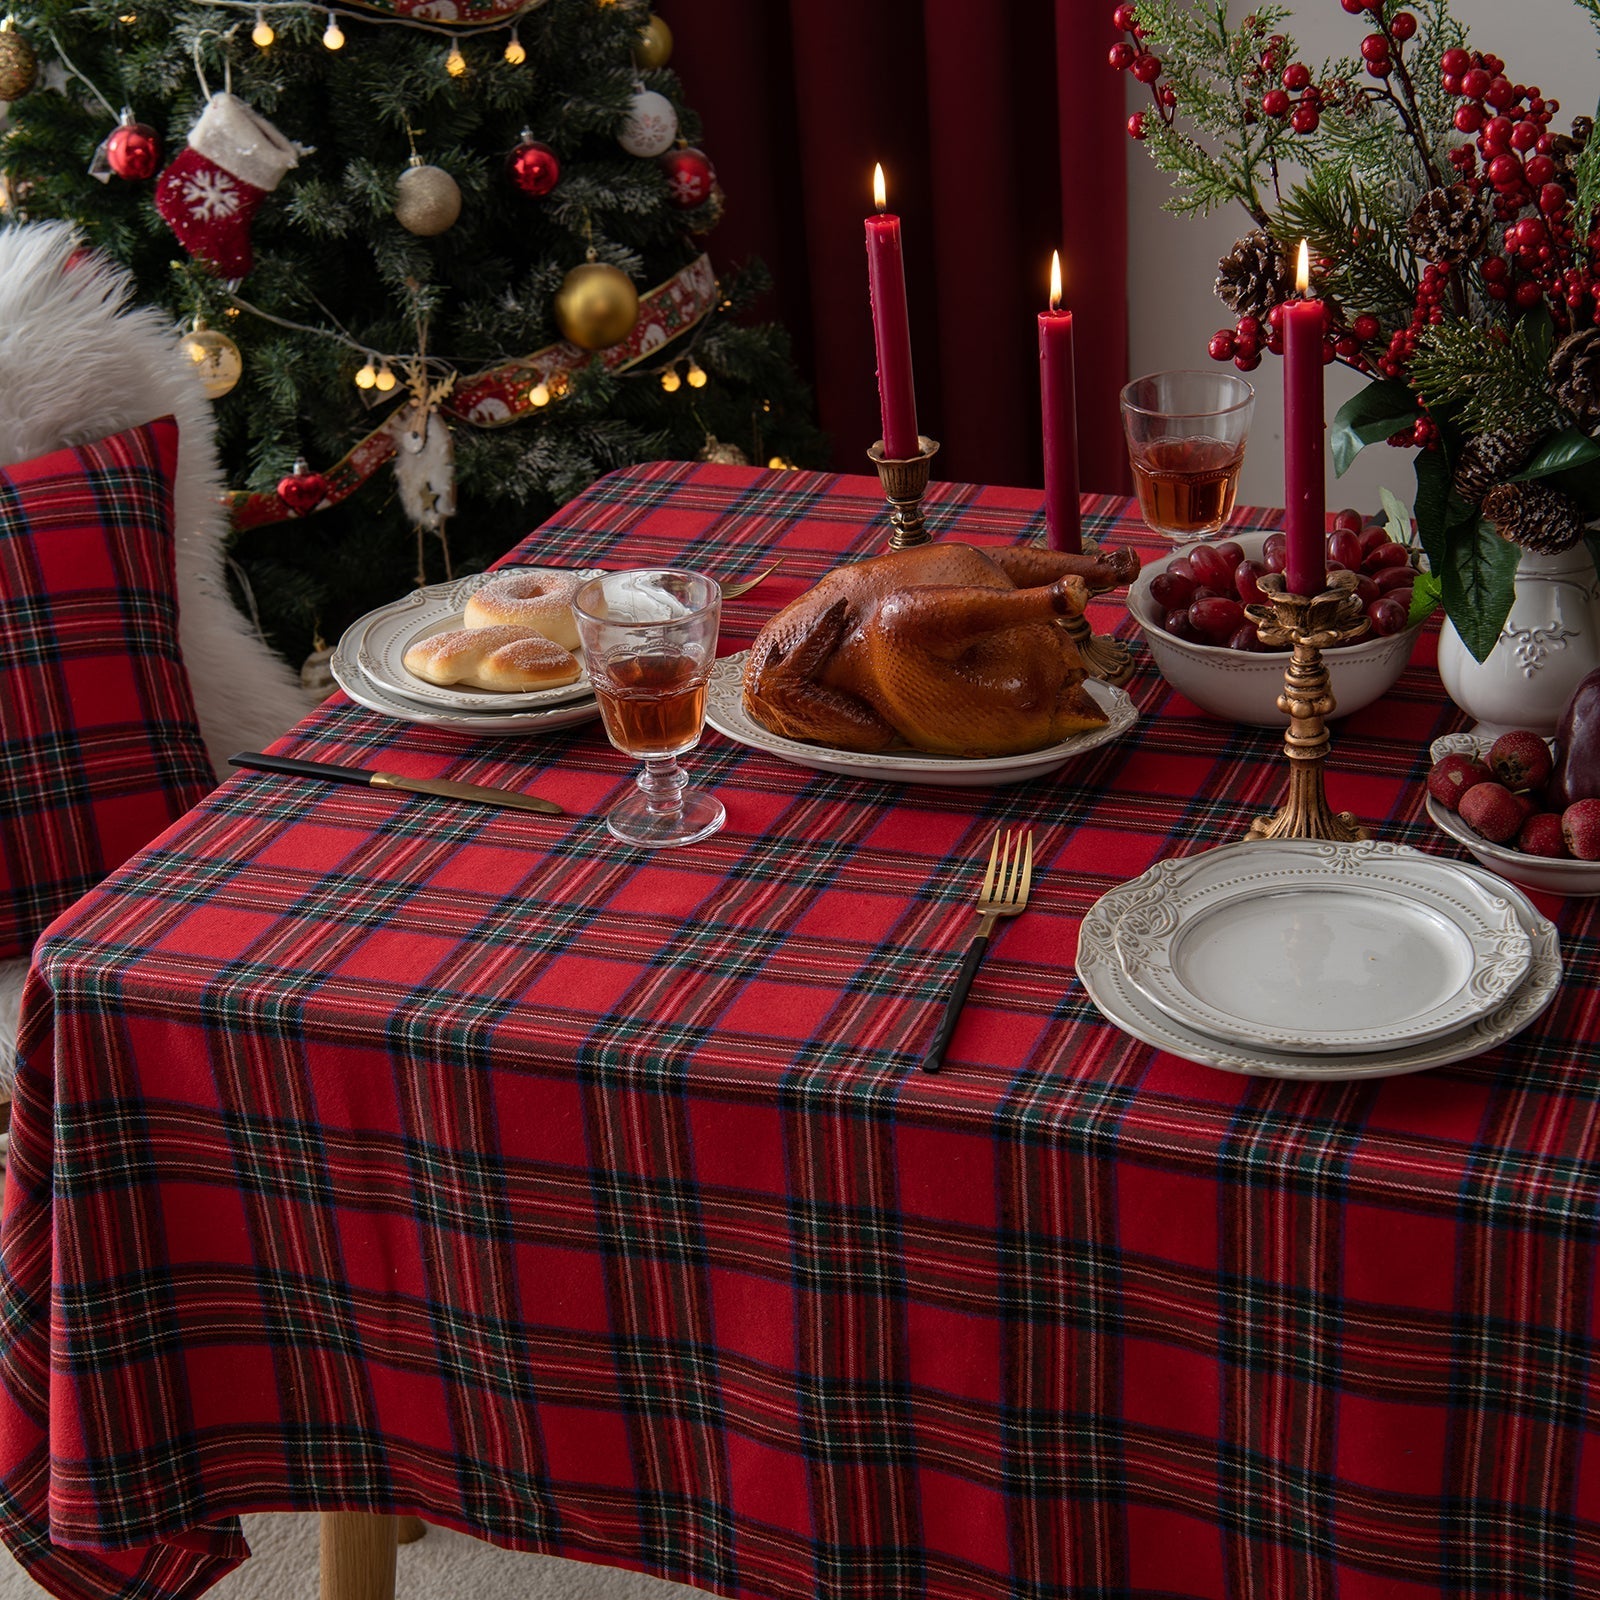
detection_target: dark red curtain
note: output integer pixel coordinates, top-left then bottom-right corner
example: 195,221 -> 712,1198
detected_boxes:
670,0 -> 1129,493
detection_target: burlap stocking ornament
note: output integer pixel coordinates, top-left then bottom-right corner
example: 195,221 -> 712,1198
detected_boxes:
154,94 -> 302,280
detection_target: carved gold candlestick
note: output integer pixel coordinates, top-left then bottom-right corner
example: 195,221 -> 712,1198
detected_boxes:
1242,571 -> 1371,842
868,435 -> 939,550
1060,535 -> 1137,687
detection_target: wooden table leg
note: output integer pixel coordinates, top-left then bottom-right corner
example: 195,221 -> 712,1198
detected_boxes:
320,1514 -> 398,1600
396,1516 -> 426,1545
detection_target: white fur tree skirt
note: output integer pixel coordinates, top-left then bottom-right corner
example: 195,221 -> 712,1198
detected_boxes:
0,1517 -> 714,1600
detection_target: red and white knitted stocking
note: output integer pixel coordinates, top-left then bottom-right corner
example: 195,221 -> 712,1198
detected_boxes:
154,94 -> 301,281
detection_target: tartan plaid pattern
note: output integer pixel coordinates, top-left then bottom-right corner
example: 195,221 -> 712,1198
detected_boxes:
3,459 -> 1599,1600
0,418 -> 213,959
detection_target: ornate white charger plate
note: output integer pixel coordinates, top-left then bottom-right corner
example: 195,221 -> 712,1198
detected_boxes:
1075,854 -> 1561,1081
1108,839 -> 1533,1054
1425,732 -> 1600,899
347,568 -> 602,712
329,641 -> 600,734
703,651 -> 1138,788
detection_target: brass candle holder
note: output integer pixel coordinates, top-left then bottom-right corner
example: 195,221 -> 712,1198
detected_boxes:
1242,571 -> 1371,842
868,435 -> 939,550
1061,536 -> 1137,688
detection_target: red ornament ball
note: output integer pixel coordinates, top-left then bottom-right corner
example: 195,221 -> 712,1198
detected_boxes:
1111,3 -> 1137,30
1390,10 -> 1417,40
1126,111 -> 1147,140
106,119 -> 161,181
658,145 -> 716,209
1208,329 -> 1236,361
1291,104 -> 1320,133
1108,41 -> 1136,69
1261,88 -> 1291,117
509,137 -> 560,199
1130,53 -> 1161,83
276,462 -> 328,516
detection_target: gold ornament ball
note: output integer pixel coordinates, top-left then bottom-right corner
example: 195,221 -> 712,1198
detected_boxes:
0,27 -> 38,101
698,436 -> 748,466
395,163 -> 462,236
632,14 -> 672,70
179,327 -> 243,399
554,262 -> 640,350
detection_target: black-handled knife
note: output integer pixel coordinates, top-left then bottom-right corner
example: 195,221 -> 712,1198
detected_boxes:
229,753 -> 564,816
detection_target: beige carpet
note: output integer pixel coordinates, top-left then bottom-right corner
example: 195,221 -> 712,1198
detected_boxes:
1,1516 -> 714,1600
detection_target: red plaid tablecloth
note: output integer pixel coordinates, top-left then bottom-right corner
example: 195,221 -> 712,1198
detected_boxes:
3,461 -> 1599,1600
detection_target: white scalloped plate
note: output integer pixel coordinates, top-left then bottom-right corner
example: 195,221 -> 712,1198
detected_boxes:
329,642 -> 600,734
1108,839 -> 1531,1053
1426,732 -> 1600,898
703,651 -> 1138,787
1076,847 -> 1561,1081
342,568 -> 602,712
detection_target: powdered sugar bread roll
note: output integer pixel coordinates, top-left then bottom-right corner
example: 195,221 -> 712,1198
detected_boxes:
402,625 -> 581,692
463,570 -> 582,650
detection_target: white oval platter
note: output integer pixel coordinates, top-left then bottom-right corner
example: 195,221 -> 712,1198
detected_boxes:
1108,839 -> 1531,1054
329,642 -> 600,735
343,568 -> 602,712
1075,849 -> 1561,1081
703,651 -> 1138,788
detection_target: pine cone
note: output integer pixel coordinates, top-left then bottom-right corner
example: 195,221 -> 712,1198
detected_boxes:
1452,429 -> 1539,506
1544,117 -> 1592,182
1215,229 -> 1293,319
1406,184 -> 1490,265
1482,480 -> 1585,555
1550,327 -> 1600,430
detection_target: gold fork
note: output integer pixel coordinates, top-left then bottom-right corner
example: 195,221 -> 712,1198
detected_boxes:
720,558 -> 782,600
922,828 -> 1034,1074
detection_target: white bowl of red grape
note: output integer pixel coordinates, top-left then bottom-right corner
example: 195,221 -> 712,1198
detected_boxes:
1126,518 -> 1425,728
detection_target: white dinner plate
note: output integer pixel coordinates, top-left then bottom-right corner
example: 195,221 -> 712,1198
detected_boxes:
703,651 -> 1138,787
1075,850 -> 1561,1081
346,568 -> 602,712
329,641 -> 601,734
1109,839 -> 1532,1053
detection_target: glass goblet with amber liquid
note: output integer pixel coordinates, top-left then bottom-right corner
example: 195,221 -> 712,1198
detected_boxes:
573,570 -> 725,849
1121,370 -> 1254,541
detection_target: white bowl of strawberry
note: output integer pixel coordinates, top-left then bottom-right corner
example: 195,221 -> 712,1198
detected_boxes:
1126,516 -> 1426,727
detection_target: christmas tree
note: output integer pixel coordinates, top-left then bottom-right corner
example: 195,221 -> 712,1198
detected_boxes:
0,0 -> 825,669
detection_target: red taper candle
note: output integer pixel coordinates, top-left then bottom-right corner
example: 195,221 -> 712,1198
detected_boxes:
864,163 -> 920,460
1038,249 -> 1082,554
1283,238 -> 1327,598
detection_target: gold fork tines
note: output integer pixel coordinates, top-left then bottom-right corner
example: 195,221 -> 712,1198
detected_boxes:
721,559 -> 782,600
923,828 -> 1034,1074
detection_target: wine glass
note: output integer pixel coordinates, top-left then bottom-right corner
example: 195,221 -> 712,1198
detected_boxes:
1120,370 -> 1255,541
572,569 -> 725,849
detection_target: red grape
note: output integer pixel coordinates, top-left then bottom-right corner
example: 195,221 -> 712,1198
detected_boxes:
1189,596 -> 1245,642
1234,560 -> 1268,605
1327,528 -> 1363,569
1331,508 -> 1363,535
1364,541 -> 1412,572
1168,555 -> 1195,582
1163,608 -> 1198,641
1190,586 -> 1225,604
1384,586 -> 1413,613
1214,540 -> 1245,571
1261,532 -> 1287,572
1149,571 -> 1196,610
1228,624 -> 1264,652
1354,575 -> 1379,606
1374,564 -> 1416,593
1366,596 -> 1409,635
1189,544 -> 1231,589
1359,524 -> 1391,554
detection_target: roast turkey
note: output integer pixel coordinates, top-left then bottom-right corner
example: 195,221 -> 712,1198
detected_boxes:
741,542 -> 1139,758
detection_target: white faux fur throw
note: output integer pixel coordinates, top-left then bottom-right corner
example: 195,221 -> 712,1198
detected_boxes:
0,222 -> 311,1090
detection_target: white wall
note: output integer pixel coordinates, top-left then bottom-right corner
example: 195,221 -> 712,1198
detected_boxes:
1126,0 -> 1600,517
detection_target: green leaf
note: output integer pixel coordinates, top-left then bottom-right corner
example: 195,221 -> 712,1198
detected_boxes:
1513,428 -> 1600,480
1408,568 -> 1442,626
1522,301 -> 1556,365
1379,485 -> 1412,548
1411,448 -> 1452,572
1331,380 -> 1419,476
1439,519 -> 1520,664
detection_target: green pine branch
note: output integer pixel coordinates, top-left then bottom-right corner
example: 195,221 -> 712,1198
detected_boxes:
1408,319 -> 1563,435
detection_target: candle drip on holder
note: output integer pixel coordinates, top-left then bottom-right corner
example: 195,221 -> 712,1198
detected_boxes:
1243,571 -> 1371,842
868,435 -> 939,550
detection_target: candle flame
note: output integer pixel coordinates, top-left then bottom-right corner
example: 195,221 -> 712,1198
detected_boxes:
1296,237 -> 1310,294
873,162 -> 887,212
1049,249 -> 1062,311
